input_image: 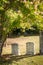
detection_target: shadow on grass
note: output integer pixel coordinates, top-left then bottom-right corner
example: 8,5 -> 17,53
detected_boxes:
1,54 -> 33,61
0,54 -> 42,65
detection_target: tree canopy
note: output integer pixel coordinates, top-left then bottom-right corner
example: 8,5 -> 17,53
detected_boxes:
0,0 -> 43,38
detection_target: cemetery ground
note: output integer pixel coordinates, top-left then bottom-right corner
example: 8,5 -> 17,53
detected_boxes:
0,55 -> 43,65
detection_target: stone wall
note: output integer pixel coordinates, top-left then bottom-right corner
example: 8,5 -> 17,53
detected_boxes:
2,36 -> 40,55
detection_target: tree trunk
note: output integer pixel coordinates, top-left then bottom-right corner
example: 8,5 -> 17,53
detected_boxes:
0,14 -> 7,56
0,33 -> 7,56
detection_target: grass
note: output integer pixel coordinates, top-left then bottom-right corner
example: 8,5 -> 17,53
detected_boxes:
0,55 -> 43,65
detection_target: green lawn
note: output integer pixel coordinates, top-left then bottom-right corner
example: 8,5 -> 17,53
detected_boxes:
0,55 -> 43,65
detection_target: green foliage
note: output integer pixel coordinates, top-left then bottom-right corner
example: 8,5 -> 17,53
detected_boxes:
38,2 -> 43,11
0,0 -> 43,37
